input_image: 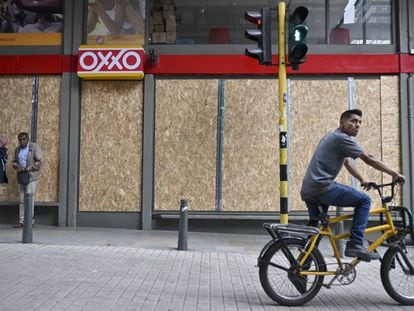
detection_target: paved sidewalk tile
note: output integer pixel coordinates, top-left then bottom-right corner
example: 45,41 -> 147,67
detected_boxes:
0,241 -> 413,311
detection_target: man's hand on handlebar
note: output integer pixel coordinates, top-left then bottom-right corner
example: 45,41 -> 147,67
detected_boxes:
360,174 -> 405,192
392,173 -> 406,185
361,180 -> 374,191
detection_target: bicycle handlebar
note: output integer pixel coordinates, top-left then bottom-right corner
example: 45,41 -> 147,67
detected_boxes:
365,180 -> 404,203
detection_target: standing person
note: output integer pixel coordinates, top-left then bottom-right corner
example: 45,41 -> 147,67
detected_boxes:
0,134 -> 9,186
300,109 -> 405,261
12,132 -> 43,228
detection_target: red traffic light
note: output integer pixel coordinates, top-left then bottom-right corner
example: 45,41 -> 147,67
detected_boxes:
244,7 -> 272,65
245,11 -> 262,25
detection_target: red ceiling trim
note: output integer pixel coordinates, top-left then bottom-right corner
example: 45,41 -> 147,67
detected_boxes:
144,54 -> 400,75
0,53 -> 412,75
0,55 -> 64,74
400,53 -> 414,73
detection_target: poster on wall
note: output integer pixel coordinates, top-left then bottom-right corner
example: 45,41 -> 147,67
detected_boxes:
0,0 -> 63,46
87,0 -> 145,45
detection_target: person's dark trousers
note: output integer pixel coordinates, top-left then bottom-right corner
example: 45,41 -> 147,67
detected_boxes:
308,182 -> 371,245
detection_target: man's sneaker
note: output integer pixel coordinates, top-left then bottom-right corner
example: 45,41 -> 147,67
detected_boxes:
345,241 -> 380,261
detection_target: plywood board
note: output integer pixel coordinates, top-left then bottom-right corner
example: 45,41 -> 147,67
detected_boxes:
0,76 -> 60,203
36,76 -> 61,202
79,81 -> 143,212
354,78 -> 382,207
154,80 -> 218,211
0,76 -> 32,201
221,79 -> 279,212
290,79 -> 349,212
380,76 -> 402,204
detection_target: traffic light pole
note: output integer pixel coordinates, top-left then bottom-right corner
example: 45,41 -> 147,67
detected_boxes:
278,2 -> 288,224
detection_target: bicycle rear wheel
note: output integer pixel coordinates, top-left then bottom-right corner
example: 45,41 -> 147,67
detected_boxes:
381,240 -> 414,305
259,237 -> 326,306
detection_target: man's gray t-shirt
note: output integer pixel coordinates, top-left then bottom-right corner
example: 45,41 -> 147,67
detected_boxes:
300,128 -> 363,200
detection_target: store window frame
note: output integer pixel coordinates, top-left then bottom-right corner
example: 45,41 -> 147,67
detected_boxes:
0,0 -> 398,56
147,0 -> 397,55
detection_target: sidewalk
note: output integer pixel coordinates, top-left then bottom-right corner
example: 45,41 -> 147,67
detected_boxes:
0,225 -> 411,310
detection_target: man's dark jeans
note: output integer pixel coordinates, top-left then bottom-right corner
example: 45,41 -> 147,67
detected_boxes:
307,183 -> 371,245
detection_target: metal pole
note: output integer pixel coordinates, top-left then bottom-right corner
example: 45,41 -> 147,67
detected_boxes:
278,2 -> 288,224
177,199 -> 188,250
215,80 -> 225,211
31,75 -> 39,143
22,192 -> 33,243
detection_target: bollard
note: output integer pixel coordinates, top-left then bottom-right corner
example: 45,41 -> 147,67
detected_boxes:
335,207 -> 345,257
177,199 -> 188,250
22,193 -> 33,243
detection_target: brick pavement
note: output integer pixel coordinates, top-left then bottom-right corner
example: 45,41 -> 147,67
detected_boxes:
0,227 -> 413,310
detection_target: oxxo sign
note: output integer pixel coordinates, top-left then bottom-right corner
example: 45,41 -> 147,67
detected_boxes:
77,45 -> 145,80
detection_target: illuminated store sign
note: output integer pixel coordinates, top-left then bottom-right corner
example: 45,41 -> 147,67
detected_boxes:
77,45 -> 144,80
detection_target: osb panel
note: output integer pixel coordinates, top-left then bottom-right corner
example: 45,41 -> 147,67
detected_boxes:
291,78 -> 394,211
290,80 -> 349,212
154,80 -> 217,211
79,81 -> 143,212
221,79 -> 279,212
0,76 -> 60,202
36,76 -> 61,202
354,79 -> 382,207
380,76 -> 402,204
0,76 -> 32,201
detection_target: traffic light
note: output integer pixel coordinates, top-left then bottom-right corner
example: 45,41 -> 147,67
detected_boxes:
244,7 -> 272,65
288,6 -> 309,70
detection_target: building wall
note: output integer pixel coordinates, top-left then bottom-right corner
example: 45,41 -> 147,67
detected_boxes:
0,75 -> 402,223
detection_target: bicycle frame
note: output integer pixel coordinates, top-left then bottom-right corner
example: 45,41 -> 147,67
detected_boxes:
299,201 -> 398,277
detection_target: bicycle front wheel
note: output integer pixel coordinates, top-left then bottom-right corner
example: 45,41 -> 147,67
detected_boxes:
259,237 -> 326,306
381,241 -> 414,305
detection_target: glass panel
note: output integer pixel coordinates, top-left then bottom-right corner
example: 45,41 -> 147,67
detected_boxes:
148,0 -> 326,45
0,0 -> 63,46
329,0 -> 392,45
150,0 -> 278,45
87,0 -> 145,45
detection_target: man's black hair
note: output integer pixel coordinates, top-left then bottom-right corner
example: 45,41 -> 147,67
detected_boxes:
17,132 -> 29,139
340,109 -> 362,122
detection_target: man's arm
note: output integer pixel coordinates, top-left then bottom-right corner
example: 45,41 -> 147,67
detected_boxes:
344,158 -> 366,183
358,151 -> 405,183
28,143 -> 43,171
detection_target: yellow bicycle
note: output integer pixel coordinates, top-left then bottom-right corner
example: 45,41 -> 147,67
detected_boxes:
258,181 -> 414,306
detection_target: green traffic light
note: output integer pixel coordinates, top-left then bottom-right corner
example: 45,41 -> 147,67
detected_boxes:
288,6 -> 309,70
290,24 -> 308,43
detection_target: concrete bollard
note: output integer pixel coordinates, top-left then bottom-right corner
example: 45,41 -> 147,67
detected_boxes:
177,199 -> 188,250
22,193 -> 33,243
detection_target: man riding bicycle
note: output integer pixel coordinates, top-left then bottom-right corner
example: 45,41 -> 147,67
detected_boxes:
300,109 -> 405,261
